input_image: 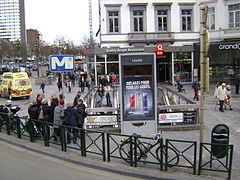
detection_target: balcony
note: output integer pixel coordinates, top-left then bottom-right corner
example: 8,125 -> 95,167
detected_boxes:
128,32 -> 174,43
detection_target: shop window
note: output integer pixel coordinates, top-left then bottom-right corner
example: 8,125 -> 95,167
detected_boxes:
229,3 -> 240,28
174,52 -> 192,82
107,54 -> 118,62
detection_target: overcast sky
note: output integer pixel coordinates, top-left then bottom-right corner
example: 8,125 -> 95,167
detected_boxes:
25,0 -> 99,44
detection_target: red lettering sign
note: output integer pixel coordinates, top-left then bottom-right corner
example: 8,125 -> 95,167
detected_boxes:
155,43 -> 164,55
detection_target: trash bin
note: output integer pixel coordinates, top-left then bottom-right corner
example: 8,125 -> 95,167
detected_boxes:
211,124 -> 229,159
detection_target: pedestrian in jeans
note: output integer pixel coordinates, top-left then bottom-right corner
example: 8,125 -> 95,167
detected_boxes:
217,83 -> 227,112
40,81 -> 45,93
192,78 -> 200,101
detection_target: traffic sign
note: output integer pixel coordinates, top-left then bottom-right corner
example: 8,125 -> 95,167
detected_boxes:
49,55 -> 75,72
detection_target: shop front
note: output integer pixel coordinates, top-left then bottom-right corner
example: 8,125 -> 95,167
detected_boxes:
86,44 -> 194,85
194,41 -> 240,84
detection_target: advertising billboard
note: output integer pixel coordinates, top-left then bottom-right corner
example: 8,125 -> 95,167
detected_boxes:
120,53 -> 157,136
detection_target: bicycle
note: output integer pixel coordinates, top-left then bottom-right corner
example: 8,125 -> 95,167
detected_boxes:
119,132 -> 179,166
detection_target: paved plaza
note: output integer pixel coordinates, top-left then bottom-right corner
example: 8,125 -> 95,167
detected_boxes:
0,74 -> 239,179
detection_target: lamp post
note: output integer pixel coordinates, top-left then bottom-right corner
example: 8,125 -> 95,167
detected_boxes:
199,5 -> 210,143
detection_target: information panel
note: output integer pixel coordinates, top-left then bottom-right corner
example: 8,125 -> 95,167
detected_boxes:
120,53 -> 157,136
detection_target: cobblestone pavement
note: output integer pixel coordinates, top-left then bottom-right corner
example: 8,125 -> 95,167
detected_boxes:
163,83 -> 240,179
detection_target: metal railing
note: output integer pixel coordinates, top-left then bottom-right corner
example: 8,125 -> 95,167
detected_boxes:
0,112 -> 234,179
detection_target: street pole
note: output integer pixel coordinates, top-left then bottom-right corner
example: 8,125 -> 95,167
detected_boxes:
199,5 -> 209,143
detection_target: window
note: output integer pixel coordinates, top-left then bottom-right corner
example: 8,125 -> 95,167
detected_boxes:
105,5 -> 121,33
229,3 -> 240,28
181,9 -> 192,31
207,7 -> 215,30
133,10 -> 144,32
157,10 -> 168,31
108,11 -> 119,33
130,5 -> 147,32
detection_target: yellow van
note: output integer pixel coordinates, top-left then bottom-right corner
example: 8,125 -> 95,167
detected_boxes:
0,72 -> 32,99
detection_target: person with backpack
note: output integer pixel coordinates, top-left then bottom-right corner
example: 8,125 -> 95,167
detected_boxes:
192,78 -> 200,101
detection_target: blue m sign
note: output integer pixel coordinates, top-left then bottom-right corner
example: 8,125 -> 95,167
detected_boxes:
49,55 -> 75,72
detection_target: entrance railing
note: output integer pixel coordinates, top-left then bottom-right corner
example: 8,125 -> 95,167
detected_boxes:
0,112 -> 234,179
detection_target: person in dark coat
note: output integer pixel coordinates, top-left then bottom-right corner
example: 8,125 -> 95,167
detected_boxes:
41,99 -> 52,138
76,99 -> 86,129
50,94 -> 59,121
73,91 -> 81,107
57,80 -> 63,92
28,100 -> 39,120
64,103 -> 79,144
40,81 -> 45,93
27,100 -> 39,135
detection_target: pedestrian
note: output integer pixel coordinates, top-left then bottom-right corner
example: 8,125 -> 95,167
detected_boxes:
235,74 -> 240,94
53,99 -> 65,141
8,81 -> 12,99
28,100 -> 39,120
111,73 -> 117,88
217,83 -> 227,112
66,78 -> 72,92
73,91 -> 81,107
27,100 -> 39,134
40,81 -> 45,93
97,84 -> 104,100
225,85 -> 233,110
192,78 -> 200,101
105,84 -> 112,106
177,80 -> 183,92
95,100 -> 105,115
57,80 -> 63,92
75,99 -> 86,129
64,103 -> 79,144
50,94 -> 59,121
41,99 -> 52,138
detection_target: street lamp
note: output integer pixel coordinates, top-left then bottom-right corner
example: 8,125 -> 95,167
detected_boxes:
199,5 -> 210,143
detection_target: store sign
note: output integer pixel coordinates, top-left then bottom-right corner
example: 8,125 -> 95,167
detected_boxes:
155,43 -> 164,55
105,48 -> 144,53
159,113 -> 184,123
218,43 -> 240,50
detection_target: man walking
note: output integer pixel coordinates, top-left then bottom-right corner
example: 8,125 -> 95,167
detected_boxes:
217,83 -> 227,112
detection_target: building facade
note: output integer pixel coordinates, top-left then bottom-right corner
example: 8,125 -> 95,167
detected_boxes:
0,0 -> 27,60
86,0 -> 240,84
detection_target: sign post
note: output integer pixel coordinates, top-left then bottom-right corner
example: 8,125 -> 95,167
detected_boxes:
119,53 -> 157,136
49,55 -> 75,72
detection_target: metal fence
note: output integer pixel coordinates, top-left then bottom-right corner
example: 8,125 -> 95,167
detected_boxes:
0,112 -> 234,179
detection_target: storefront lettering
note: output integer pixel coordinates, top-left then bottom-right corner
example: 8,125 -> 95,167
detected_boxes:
105,48 -> 144,53
219,43 -> 240,50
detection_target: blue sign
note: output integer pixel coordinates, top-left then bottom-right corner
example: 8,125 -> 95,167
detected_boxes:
49,55 -> 75,72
